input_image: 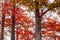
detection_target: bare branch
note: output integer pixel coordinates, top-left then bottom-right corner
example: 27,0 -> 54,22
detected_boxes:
41,6 -> 58,17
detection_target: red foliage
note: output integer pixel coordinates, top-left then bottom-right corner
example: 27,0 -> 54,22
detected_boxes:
42,18 -> 60,39
15,28 -> 34,40
2,2 -> 34,40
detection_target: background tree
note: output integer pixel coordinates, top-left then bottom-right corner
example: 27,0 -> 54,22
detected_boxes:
1,0 -> 60,40
0,0 -> 34,40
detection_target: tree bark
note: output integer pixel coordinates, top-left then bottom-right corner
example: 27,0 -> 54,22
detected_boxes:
11,0 -> 15,40
11,15 -> 15,40
35,1 -> 41,40
0,15 -> 5,40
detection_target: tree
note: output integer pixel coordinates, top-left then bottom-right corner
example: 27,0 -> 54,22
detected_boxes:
1,0 -> 60,40
0,0 -> 34,40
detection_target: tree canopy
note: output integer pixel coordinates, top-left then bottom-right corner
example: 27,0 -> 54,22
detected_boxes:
10,0 -> 60,11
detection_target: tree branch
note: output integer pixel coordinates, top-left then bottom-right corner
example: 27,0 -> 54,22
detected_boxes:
41,6 -> 58,17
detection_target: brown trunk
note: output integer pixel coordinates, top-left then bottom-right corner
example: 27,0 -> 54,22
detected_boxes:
35,1 -> 41,40
0,15 -> 5,40
0,0 -> 5,40
11,0 -> 15,39
11,15 -> 15,40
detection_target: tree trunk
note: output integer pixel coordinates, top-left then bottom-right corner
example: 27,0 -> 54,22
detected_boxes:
11,0 -> 15,39
0,15 -> 5,40
35,1 -> 41,40
11,15 -> 15,40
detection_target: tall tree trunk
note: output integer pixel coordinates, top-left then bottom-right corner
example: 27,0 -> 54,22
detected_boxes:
11,3 -> 15,40
0,15 -> 5,40
11,0 -> 15,40
11,15 -> 15,40
0,0 -> 5,40
35,1 -> 41,40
